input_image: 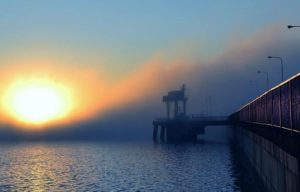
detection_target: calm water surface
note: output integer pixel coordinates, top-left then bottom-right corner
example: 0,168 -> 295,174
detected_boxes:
0,141 -> 264,191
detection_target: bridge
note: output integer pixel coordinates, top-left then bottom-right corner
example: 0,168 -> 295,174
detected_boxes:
230,73 -> 300,160
152,85 -> 231,142
231,73 -> 300,192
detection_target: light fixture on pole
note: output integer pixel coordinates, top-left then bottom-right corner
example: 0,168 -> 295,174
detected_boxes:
287,25 -> 300,29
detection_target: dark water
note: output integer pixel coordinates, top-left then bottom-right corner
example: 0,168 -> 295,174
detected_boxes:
0,140 -> 265,191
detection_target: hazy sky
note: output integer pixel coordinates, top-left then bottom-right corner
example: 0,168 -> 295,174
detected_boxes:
0,1 -> 300,139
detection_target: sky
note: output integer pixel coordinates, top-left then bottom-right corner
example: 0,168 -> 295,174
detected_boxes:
0,0 -> 299,74
0,1 -> 300,140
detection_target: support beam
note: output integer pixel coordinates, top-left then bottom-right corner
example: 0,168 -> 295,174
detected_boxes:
160,126 -> 165,141
167,102 -> 170,119
174,101 -> 178,117
153,125 -> 158,141
183,99 -> 187,116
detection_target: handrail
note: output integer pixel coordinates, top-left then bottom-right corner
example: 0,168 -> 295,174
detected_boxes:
232,72 -> 300,135
236,72 -> 300,113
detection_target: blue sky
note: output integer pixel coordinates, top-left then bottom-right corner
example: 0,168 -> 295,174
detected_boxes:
0,0 -> 299,76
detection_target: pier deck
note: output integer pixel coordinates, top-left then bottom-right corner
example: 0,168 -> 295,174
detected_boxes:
152,116 -> 230,142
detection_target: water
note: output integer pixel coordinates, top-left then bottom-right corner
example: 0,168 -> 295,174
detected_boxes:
0,141 -> 265,192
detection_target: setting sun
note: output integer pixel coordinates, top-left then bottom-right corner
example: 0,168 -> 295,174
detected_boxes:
2,79 -> 72,125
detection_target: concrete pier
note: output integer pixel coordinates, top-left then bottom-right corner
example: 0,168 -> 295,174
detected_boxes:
231,73 -> 300,191
153,85 -> 230,142
153,117 -> 229,142
234,125 -> 299,192
160,126 -> 165,141
153,125 -> 158,141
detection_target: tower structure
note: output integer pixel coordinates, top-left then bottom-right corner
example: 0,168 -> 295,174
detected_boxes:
162,84 -> 187,119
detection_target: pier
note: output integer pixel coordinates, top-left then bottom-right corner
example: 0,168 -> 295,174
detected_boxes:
152,85 -> 230,142
153,116 -> 230,142
231,73 -> 300,192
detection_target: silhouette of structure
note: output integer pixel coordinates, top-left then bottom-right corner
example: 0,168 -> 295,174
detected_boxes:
153,85 -> 230,142
163,85 -> 187,119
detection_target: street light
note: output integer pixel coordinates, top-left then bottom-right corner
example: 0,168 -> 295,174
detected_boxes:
257,70 -> 269,90
287,25 -> 300,29
268,56 -> 283,82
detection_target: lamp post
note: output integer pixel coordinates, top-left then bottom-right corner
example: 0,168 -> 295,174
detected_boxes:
287,25 -> 300,29
268,56 -> 283,82
257,70 -> 269,90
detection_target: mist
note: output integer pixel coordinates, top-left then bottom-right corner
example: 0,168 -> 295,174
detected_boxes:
1,25 -> 300,141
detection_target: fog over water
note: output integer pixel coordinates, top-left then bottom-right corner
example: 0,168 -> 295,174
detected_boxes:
0,25 -> 300,141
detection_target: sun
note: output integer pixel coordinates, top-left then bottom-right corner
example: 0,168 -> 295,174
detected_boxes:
3,78 -> 72,125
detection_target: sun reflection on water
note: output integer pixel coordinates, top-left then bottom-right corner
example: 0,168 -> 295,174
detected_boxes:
0,142 -> 264,191
1,144 -> 76,191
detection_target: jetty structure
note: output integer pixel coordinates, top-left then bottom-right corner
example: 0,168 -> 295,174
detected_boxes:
152,85 -> 230,142
231,73 -> 300,192
152,71 -> 300,191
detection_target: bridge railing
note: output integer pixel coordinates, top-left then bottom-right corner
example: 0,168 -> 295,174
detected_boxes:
231,72 -> 300,134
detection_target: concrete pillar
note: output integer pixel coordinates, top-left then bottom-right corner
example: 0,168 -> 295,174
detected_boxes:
298,140 -> 300,190
153,125 -> 158,141
167,102 -> 170,119
183,99 -> 187,116
174,101 -> 178,118
160,126 -> 165,141
298,158 -> 300,192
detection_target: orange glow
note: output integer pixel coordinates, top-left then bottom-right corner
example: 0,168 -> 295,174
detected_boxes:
2,79 -> 72,125
0,55 -> 188,130
0,57 -> 108,129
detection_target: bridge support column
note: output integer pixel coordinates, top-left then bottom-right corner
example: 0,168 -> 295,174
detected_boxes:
166,102 -> 170,119
174,101 -> 178,117
183,99 -> 187,116
160,126 -> 165,142
153,125 -> 158,141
